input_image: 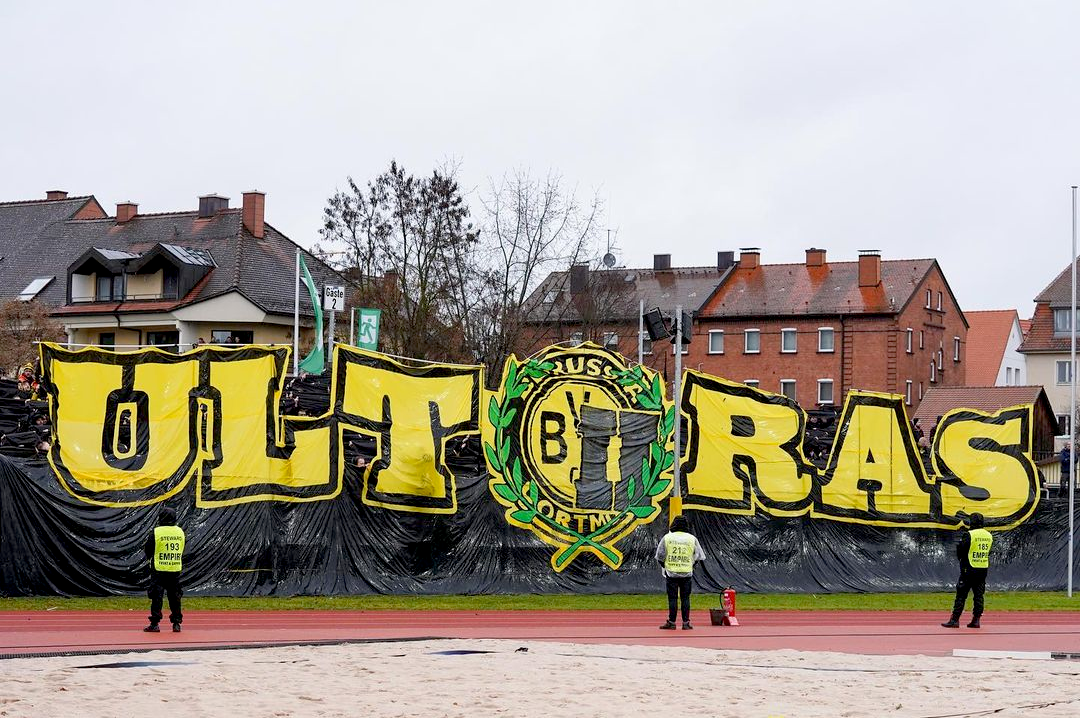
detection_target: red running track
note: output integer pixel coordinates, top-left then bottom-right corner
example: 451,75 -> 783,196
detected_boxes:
1,610 -> 1077,658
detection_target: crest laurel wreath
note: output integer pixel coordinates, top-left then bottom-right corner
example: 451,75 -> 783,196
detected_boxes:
485,356 -> 676,569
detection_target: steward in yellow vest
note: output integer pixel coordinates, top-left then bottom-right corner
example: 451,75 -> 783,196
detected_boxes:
654,515 -> 706,630
142,507 -> 185,633
941,512 -> 992,629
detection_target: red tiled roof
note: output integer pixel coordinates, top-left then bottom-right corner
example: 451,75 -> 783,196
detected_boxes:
51,273 -> 213,316
913,386 -> 1050,427
963,310 -> 1017,385
1018,302 -> 1068,353
1020,318 -> 1032,336
698,258 -> 936,317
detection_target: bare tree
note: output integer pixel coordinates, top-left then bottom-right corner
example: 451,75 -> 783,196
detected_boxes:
0,300 -> 63,375
320,161 -> 479,361
462,170 -> 604,378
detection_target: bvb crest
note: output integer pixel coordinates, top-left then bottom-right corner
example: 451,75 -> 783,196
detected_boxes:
484,343 -> 675,571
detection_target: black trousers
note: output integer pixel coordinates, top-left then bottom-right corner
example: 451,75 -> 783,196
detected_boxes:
950,568 -> 987,620
666,576 -> 692,623
148,571 -> 183,626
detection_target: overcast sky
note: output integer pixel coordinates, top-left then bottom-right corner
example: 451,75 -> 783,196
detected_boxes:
3,2 -> 1079,316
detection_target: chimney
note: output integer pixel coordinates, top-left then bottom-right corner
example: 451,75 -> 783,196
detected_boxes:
242,190 -> 266,238
46,190 -> 68,200
805,248 -> 826,267
116,202 -> 138,223
858,249 -> 882,287
717,251 -> 735,271
569,263 -> 590,294
653,254 -> 672,271
198,194 -> 229,218
739,247 -> 760,270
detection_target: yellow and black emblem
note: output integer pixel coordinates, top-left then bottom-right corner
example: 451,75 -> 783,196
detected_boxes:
484,343 -> 674,571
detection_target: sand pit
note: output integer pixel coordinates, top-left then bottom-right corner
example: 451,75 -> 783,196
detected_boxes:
1,639 -> 1079,718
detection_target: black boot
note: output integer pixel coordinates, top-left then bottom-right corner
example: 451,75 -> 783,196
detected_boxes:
941,618 -> 960,628
172,623 -> 182,633
660,620 -> 676,630
967,617 -> 981,628
143,623 -> 160,632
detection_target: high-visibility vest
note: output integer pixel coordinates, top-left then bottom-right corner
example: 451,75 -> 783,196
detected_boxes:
663,532 -> 696,574
967,528 -> 992,569
153,526 -> 185,572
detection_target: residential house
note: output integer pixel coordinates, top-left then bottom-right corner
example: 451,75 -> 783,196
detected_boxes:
523,247 -> 968,413
1018,260 -> 1080,438
692,248 -> 968,411
963,310 -> 1027,387
0,190 -> 343,353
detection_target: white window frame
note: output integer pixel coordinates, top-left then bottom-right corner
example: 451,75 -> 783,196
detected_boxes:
639,330 -> 653,356
743,379 -> 759,389
930,361 -> 937,383
1005,367 -> 1012,385
925,289 -> 932,308
919,382 -> 923,400
905,327 -> 913,353
602,332 -> 620,351
817,379 -> 834,405
570,331 -> 583,346
953,336 -> 960,362
707,330 -> 724,354
1058,413 -> 1072,437
936,349 -> 943,371
1057,360 -> 1073,385
817,327 -> 834,353
780,328 -> 797,354
780,379 -> 796,400
919,330 -> 924,350
937,291 -> 943,311
671,341 -> 688,356
744,329 -> 760,354
905,380 -> 912,406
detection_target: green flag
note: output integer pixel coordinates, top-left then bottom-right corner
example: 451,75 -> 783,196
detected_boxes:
298,254 -> 324,374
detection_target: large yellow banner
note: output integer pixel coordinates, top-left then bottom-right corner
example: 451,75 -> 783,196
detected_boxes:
40,342 -> 1039,570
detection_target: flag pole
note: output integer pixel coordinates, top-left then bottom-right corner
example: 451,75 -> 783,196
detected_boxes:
293,249 -> 300,376
1070,186 -> 1077,598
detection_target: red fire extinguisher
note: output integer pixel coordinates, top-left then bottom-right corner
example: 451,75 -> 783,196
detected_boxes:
721,587 -> 739,626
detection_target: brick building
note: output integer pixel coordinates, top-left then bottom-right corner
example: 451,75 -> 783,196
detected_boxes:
524,247 -> 968,412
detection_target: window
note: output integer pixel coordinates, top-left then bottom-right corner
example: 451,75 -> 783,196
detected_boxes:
744,379 -> 759,388
781,328 -> 797,353
1005,367 -> 1013,385
818,327 -> 834,353
96,274 -> 113,301
570,331 -> 583,346
147,330 -> 180,353
1059,414 -> 1072,436
1054,309 -> 1078,335
937,291 -> 943,311
17,276 -> 54,301
543,289 -> 559,303
905,380 -> 912,406
936,348 -> 943,370
744,329 -> 760,354
780,379 -> 796,400
112,274 -> 125,300
672,340 -> 688,355
1057,360 -> 1074,385
211,330 -> 254,345
925,289 -> 932,308
602,332 -> 619,351
99,332 -> 115,347
953,336 -> 960,362
639,331 -> 653,355
919,382 -> 923,400
919,330 -> 924,349
708,330 -> 724,354
163,269 -> 179,299
817,379 -> 834,405
905,328 -> 913,353
930,361 -> 937,383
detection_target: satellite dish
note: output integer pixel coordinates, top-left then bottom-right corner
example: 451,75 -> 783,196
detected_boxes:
602,252 -> 617,268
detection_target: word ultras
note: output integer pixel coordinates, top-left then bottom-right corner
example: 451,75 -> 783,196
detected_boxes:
41,342 -> 1038,571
